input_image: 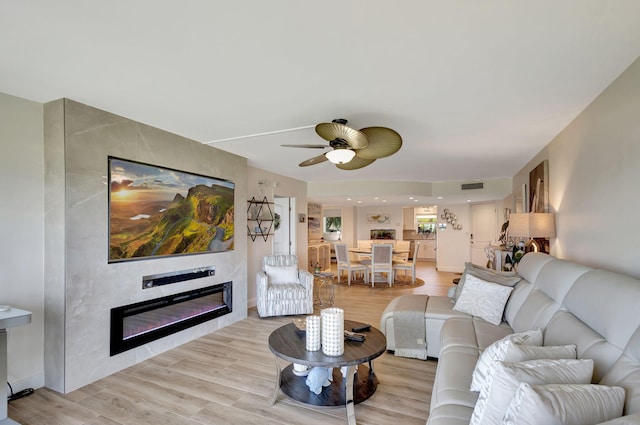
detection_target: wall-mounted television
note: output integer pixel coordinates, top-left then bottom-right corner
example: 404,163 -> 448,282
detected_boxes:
108,157 -> 234,263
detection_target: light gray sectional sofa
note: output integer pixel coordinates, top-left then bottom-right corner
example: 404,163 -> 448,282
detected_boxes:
380,252 -> 640,424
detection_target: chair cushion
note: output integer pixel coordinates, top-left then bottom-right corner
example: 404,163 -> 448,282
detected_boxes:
265,264 -> 298,284
266,282 -> 307,300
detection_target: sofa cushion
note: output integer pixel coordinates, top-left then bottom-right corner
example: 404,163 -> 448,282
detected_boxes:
440,317 -> 513,354
503,383 -> 625,425
545,311 -> 623,382
426,404 -> 473,425
563,270 -> 640,354
470,329 -> 543,392
470,358 -> 594,425
432,346 -> 481,409
600,326 -> 640,415
453,275 -> 514,326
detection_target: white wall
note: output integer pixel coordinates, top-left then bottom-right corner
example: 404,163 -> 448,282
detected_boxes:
513,57 -> 640,278
246,167 -> 308,309
355,205 -> 404,241
0,93 -> 45,391
435,203 -> 471,273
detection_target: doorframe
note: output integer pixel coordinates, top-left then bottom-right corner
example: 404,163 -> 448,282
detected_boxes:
273,196 -> 296,255
469,202 -> 498,267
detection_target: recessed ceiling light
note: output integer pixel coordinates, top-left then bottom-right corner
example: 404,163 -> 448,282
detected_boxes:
357,200 -> 362,203
409,197 -> 414,200
382,200 -> 387,203
414,199 -> 419,202
467,199 -> 471,202
437,196 -> 443,200
347,198 -> 351,201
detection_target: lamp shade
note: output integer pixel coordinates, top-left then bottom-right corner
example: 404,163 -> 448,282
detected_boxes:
508,213 -> 556,238
325,148 -> 355,164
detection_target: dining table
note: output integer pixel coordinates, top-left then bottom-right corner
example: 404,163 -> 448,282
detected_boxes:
347,247 -> 410,284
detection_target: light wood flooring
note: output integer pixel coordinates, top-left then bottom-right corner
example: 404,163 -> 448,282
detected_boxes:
9,261 -> 458,425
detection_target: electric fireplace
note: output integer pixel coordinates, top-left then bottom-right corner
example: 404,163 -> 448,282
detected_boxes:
110,281 -> 232,356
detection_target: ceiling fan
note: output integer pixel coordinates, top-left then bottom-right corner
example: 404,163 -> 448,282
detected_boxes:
281,118 -> 402,170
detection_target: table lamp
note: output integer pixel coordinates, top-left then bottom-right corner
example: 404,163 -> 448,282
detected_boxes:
508,213 -> 556,254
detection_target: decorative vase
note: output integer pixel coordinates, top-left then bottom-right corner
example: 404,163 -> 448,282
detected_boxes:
305,315 -> 321,351
321,308 -> 344,356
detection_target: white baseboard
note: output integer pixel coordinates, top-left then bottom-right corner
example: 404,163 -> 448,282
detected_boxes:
10,372 -> 44,393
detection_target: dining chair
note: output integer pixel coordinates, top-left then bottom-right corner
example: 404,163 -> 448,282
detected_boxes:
335,243 -> 369,285
393,241 -> 421,284
369,243 -> 394,287
393,240 -> 411,262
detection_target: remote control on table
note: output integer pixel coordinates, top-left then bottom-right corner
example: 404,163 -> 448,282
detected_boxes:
352,324 -> 371,332
344,330 -> 366,342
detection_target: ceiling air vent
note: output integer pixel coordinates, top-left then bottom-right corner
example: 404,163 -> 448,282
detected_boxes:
461,182 -> 484,190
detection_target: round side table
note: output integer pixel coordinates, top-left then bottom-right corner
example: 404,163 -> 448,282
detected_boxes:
314,272 -> 335,306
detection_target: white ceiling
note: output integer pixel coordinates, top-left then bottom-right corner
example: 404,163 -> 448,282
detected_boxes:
2,1 -> 640,206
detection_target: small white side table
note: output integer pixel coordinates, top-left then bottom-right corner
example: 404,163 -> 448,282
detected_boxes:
0,307 -> 31,425
313,273 -> 335,306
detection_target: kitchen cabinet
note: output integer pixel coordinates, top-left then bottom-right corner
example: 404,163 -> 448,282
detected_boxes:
417,239 -> 437,260
403,208 -> 415,230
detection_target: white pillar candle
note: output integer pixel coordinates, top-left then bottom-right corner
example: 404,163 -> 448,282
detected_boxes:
305,315 -> 321,351
321,308 -> 344,356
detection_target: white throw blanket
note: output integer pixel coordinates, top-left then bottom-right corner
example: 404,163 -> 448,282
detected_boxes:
393,295 -> 429,360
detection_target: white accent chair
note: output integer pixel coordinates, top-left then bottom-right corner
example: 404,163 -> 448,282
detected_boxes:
393,241 -> 421,284
335,243 -> 369,285
256,255 -> 314,318
368,243 -> 394,287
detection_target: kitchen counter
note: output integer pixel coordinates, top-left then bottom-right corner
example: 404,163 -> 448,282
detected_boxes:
402,230 -> 436,240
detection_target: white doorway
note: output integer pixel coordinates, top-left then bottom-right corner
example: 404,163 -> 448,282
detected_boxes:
273,197 -> 296,255
470,202 -> 498,267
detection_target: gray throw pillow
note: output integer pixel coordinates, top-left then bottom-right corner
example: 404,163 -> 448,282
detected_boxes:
452,262 -> 521,302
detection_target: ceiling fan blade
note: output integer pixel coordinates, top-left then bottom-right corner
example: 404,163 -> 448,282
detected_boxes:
299,154 -> 329,167
281,144 -> 327,149
315,122 -> 368,149
355,127 -> 402,159
336,156 -> 375,170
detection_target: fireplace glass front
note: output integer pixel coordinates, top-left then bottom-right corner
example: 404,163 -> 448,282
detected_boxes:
110,281 -> 232,356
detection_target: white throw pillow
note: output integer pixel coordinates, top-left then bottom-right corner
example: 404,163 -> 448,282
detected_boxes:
452,262 -> 520,302
502,342 -> 577,363
453,274 -> 514,326
265,264 -> 298,284
503,383 -> 626,425
470,329 -> 542,392
470,358 -> 594,425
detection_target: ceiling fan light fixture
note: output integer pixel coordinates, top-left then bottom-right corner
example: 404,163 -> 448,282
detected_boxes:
325,148 -> 356,164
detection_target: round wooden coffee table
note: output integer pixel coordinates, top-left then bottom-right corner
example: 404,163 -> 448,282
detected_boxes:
268,319 -> 386,425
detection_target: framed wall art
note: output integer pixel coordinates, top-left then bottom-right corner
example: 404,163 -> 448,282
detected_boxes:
108,157 -> 235,262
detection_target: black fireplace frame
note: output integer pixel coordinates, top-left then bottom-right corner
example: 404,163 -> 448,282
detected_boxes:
110,281 -> 232,356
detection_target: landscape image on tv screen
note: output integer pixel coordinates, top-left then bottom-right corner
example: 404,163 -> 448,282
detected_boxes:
108,157 -> 235,262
